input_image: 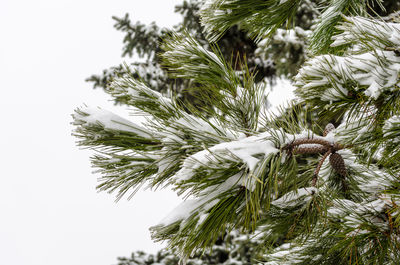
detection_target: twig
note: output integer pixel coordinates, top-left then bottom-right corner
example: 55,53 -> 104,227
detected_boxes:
312,149 -> 332,187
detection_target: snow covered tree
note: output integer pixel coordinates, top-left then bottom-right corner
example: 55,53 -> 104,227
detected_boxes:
73,0 -> 400,264
116,231 -> 261,265
85,0 -> 322,107
86,0 -> 273,106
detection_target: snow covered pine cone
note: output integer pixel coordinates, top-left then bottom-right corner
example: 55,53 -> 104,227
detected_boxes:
294,145 -> 328,154
286,122 -> 347,179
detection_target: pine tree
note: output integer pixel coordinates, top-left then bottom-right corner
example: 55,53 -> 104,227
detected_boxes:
85,0 -> 321,107
85,0 -> 273,107
116,231 -> 260,265
73,0 -> 400,264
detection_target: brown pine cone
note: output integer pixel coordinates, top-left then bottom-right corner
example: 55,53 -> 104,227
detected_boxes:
323,123 -> 335,136
329,153 -> 347,176
294,145 -> 328,154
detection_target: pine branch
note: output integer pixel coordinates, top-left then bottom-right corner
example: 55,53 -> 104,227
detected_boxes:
112,13 -> 162,59
331,16 -> 400,52
200,0 -> 302,42
309,0 -> 385,53
73,11 -> 400,263
72,106 -> 159,151
92,153 -> 157,201
161,31 -> 239,91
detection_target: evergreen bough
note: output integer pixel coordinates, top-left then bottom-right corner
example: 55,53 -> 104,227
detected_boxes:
73,1 -> 400,264
116,231 -> 260,265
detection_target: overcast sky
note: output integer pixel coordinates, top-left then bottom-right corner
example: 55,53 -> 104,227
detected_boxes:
0,1 -> 183,265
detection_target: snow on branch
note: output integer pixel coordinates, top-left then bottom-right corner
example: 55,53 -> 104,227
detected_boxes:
72,106 -> 158,152
158,172 -> 244,227
174,131 -> 278,185
381,115 -> 400,163
73,106 -> 152,138
271,187 -> 317,208
332,16 -> 400,51
296,50 -> 400,101
309,0 -> 384,53
383,115 -> 400,138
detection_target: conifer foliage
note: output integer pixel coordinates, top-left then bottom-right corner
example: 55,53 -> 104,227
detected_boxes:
116,231 -> 260,265
85,0 -> 319,104
73,0 -> 400,264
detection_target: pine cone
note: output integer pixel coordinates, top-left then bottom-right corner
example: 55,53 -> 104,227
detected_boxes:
323,123 -> 335,136
294,145 -> 328,154
329,153 -> 347,176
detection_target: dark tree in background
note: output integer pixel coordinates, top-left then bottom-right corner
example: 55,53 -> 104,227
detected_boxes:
86,0 -> 323,108
116,232 -> 261,265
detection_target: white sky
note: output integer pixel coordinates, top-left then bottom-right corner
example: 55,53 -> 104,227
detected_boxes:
0,1 -> 183,265
0,1 -> 295,265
